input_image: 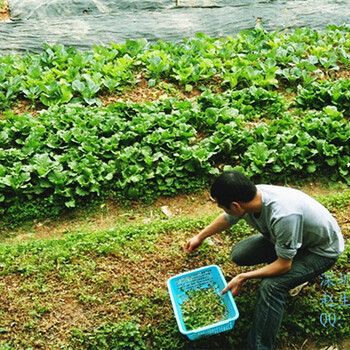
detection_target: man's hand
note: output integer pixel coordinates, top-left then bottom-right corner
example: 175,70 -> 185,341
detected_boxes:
221,274 -> 246,296
184,213 -> 230,254
184,235 -> 204,253
221,257 -> 292,296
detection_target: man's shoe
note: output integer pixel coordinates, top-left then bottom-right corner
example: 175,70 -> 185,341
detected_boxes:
289,282 -> 308,296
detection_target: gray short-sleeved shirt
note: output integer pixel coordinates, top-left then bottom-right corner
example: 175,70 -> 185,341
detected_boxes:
225,185 -> 344,260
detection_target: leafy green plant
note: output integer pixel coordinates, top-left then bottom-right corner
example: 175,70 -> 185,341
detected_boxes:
1,26 -> 350,226
295,80 -> 350,114
142,50 -> 172,87
1,26 -> 350,110
39,80 -> 73,106
1,92 -> 350,227
181,285 -> 228,330
72,73 -> 102,105
70,321 -> 147,350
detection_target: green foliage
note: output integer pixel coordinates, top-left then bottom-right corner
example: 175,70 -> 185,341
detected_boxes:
1,26 -> 350,110
242,106 -> 350,183
296,80 -> 350,115
280,272 -> 350,347
181,285 -> 228,330
0,216 -> 211,275
0,195 -> 65,231
0,44 -> 138,110
70,321 -> 147,350
334,240 -> 350,270
1,94 -> 350,226
0,344 -> 13,350
316,188 -> 350,211
1,25 -> 350,226
0,204 -> 349,349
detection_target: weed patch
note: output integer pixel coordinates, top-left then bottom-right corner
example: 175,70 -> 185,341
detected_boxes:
0,191 -> 349,349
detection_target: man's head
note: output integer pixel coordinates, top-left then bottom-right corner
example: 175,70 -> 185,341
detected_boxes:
210,171 -> 257,210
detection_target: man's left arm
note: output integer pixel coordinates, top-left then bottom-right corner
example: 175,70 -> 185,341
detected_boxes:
221,257 -> 292,296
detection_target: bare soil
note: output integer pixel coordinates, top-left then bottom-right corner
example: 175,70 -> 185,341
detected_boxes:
3,181 -> 349,245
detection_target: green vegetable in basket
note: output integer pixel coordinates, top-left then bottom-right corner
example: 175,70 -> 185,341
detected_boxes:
181,285 -> 228,330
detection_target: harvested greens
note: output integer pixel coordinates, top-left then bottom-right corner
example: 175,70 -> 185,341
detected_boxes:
181,285 -> 228,330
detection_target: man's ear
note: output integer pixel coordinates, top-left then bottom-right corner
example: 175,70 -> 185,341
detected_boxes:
230,201 -> 241,210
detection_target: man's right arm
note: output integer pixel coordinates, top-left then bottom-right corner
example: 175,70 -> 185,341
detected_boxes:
184,213 -> 231,253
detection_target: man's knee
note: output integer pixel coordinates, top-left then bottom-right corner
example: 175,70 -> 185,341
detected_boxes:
230,245 -> 247,266
259,278 -> 288,298
230,234 -> 277,266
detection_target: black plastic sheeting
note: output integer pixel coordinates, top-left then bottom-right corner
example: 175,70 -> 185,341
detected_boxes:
1,0 -> 350,55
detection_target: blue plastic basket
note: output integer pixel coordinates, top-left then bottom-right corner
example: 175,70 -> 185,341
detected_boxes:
167,265 -> 239,340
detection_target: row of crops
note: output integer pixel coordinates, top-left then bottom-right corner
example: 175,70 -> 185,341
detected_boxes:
1,25 -> 350,226
1,25 -> 350,109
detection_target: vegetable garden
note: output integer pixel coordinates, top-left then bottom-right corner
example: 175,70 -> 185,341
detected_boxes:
0,24 -> 350,349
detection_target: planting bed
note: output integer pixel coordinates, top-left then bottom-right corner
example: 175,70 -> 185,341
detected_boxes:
0,21 -> 349,350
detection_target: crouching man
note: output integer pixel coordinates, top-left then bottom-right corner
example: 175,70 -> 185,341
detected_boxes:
185,171 -> 344,350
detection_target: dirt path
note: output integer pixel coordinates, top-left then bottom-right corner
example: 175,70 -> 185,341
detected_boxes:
3,181 -> 349,245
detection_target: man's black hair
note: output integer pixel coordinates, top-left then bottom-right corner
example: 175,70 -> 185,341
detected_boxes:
210,171 -> 257,209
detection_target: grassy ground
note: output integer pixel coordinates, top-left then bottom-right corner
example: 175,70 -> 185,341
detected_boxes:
0,185 -> 349,349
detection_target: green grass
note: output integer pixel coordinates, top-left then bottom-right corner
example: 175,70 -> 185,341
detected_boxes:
0,190 -> 349,349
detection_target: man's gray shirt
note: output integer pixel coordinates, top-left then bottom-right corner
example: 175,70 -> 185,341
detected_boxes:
225,185 -> 344,260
